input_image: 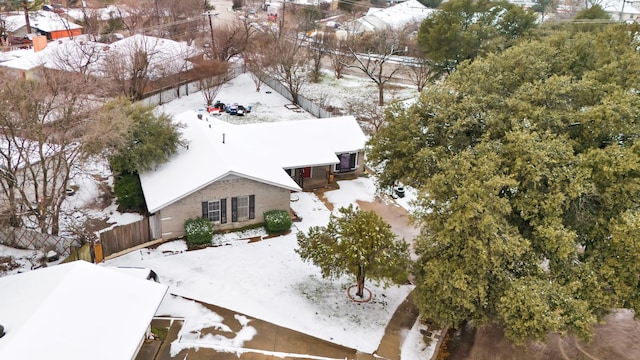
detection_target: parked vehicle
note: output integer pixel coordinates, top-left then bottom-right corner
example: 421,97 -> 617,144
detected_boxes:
207,101 -> 225,115
237,105 -> 246,116
228,103 -> 238,115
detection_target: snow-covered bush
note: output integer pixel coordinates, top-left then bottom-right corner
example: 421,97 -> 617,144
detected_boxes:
184,217 -> 213,246
263,210 -> 292,234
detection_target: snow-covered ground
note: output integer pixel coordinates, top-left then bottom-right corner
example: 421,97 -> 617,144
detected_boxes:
103,178 -> 433,356
0,71 -> 435,358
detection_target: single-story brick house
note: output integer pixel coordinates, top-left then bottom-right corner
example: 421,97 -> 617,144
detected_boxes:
140,110 -> 367,239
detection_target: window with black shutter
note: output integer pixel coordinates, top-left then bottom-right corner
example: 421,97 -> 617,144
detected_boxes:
231,197 -> 238,222
231,195 -> 254,222
202,200 -> 223,222
349,153 -> 357,169
220,198 -> 227,224
202,202 -> 208,218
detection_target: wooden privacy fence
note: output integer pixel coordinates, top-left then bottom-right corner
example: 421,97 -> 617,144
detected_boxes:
99,217 -> 151,258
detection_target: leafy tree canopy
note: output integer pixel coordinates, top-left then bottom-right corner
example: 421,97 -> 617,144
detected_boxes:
107,98 -> 184,174
575,4 -> 611,20
367,24 -> 640,343
417,0 -> 537,75
296,205 -> 411,298
113,172 -> 146,212
418,0 -> 444,8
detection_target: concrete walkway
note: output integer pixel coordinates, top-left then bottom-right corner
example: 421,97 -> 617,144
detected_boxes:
375,291 -> 420,360
136,292 -> 419,360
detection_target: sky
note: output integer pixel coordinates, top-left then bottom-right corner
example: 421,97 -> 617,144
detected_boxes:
0,71 -> 435,359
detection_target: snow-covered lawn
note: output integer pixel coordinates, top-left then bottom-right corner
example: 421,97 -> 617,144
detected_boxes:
104,178 -> 415,354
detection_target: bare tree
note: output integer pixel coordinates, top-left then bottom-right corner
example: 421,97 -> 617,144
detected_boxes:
113,0 -> 156,36
201,15 -> 258,62
344,29 -> 404,106
345,97 -> 387,136
245,35 -> 274,92
197,60 -> 229,106
404,57 -> 433,93
101,35 -> 163,100
0,69 -> 108,235
307,31 -> 327,83
265,29 -> 308,105
325,33 -> 353,79
78,7 -> 106,41
157,0 -> 202,23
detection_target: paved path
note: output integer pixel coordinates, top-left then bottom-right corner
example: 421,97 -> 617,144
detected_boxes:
137,293 -> 420,360
375,292 -> 420,360
137,296 -> 365,360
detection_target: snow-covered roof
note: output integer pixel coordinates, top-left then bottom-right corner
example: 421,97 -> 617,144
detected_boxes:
66,5 -> 132,22
357,0 -> 436,31
0,137 -> 60,169
140,111 -> 367,213
102,34 -> 197,79
602,0 -> 640,15
4,10 -> 82,33
0,37 -> 90,71
0,260 -> 167,360
0,35 -> 197,77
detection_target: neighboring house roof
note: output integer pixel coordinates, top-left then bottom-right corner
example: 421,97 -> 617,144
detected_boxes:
0,260 -> 168,360
356,0 -> 436,31
0,34 -> 197,76
4,10 -> 83,33
602,0 -> 640,16
66,5 -> 132,22
140,111 -> 367,213
0,38 -> 65,71
104,34 -> 197,79
0,137 -> 61,170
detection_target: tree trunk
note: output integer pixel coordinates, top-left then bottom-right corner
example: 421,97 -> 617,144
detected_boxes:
22,1 -> 32,34
356,264 -> 365,298
378,83 -> 384,106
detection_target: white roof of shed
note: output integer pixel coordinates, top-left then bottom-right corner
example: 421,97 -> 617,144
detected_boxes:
0,260 -> 168,360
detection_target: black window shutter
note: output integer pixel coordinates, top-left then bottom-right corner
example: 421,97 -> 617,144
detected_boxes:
349,153 -> 357,169
249,195 -> 255,219
231,197 -> 238,222
201,202 -> 208,219
220,198 -> 227,224
335,155 -> 341,171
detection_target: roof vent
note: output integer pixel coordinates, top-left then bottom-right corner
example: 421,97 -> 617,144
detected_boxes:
222,133 -> 225,144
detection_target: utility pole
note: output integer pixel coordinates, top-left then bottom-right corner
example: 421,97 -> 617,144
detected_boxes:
279,1 -> 285,39
202,12 -> 219,55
